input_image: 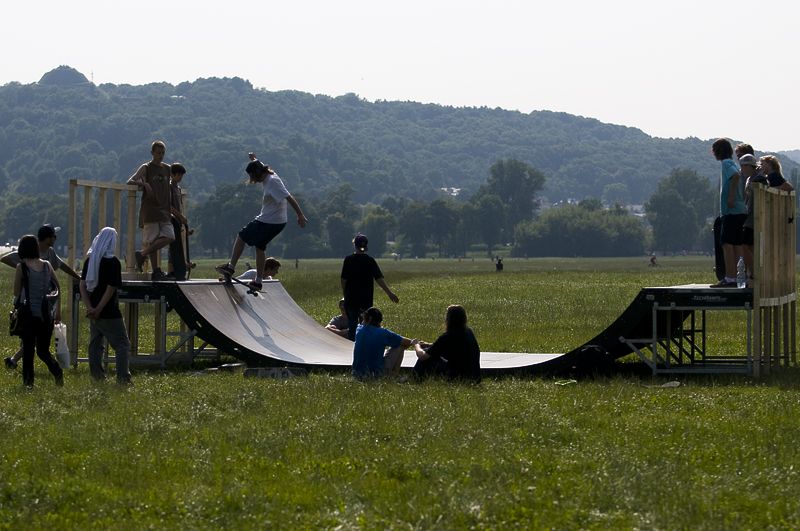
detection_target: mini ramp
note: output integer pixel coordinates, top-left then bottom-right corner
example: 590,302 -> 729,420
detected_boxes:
165,280 -> 561,372
162,280 -> 752,374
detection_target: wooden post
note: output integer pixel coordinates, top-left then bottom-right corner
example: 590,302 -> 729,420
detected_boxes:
67,180 -> 78,363
127,188 -> 137,274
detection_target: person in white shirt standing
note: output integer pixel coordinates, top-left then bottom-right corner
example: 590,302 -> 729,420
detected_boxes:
215,154 -> 308,291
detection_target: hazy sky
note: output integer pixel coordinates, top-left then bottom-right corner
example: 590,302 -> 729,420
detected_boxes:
2,0 -> 798,150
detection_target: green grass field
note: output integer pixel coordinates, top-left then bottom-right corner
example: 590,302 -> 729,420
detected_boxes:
1,256 -> 799,529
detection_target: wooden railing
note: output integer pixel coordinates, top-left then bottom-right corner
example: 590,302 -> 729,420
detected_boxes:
67,179 -> 139,274
752,185 -> 797,376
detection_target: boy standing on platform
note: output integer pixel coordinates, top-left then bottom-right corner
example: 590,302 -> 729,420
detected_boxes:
167,163 -> 189,281
126,140 -> 174,281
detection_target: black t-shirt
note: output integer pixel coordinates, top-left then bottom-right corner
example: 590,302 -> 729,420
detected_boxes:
341,253 -> 383,310
81,256 -> 123,319
426,327 -> 481,382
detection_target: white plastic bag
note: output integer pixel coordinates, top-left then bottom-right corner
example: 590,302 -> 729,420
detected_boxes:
53,323 -> 70,369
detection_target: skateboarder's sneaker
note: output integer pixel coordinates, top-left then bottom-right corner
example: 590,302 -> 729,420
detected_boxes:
134,250 -> 146,272
247,280 -> 263,292
710,279 -> 736,288
151,270 -> 168,282
215,263 -> 235,278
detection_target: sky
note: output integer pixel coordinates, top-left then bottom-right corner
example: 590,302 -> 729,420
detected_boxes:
2,0 -> 798,151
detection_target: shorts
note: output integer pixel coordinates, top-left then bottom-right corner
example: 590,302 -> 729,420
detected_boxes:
720,214 -> 746,246
142,221 -> 175,246
238,220 -> 286,250
741,226 -> 754,246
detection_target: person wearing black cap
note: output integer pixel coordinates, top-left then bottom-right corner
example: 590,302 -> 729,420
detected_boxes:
2,224 -> 81,370
340,233 -> 399,341
215,153 -> 307,291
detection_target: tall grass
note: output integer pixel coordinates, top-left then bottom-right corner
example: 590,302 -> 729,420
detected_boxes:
0,256 -> 798,529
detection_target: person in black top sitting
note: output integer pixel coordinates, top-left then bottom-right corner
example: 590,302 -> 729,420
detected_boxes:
412,304 -> 481,383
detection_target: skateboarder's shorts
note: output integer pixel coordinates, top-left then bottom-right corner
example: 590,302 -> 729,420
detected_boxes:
720,214 -> 747,245
741,226 -> 754,246
239,220 -> 286,250
142,221 -> 175,246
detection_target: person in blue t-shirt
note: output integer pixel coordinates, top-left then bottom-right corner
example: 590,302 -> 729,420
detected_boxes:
352,307 -> 415,379
711,138 -> 747,288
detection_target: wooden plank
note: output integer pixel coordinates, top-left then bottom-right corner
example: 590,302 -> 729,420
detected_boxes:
74,179 -> 138,192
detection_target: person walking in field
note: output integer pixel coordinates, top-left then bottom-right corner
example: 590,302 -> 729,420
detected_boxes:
127,140 -> 174,281
341,233 -> 399,340
79,227 -> 132,384
13,234 -> 63,388
3,224 -> 80,370
215,154 -> 308,292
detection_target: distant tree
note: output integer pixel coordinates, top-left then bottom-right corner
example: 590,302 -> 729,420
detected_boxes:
0,193 -> 68,244
325,212 -> 355,257
473,194 -> 506,255
477,159 -> 546,235
397,202 -> 433,257
195,183 -> 256,257
602,182 -> 630,205
513,202 -> 645,257
428,198 -> 461,256
357,206 -> 396,258
645,168 -> 714,252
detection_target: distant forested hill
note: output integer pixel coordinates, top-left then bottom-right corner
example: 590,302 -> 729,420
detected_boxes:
1,66 -> 797,206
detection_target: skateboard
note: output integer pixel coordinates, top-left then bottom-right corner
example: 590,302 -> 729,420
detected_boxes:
220,271 -> 263,297
181,222 -> 197,280
712,216 -> 725,281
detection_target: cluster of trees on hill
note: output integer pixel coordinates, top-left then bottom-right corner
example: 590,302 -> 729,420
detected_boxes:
2,66 -> 797,255
195,158 -> 651,259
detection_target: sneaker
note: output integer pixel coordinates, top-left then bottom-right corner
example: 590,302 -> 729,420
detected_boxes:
710,280 -> 737,288
4,356 -> 17,370
215,263 -> 235,277
247,280 -> 263,292
151,270 -> 167,282
55,374 -> 64,387
134,250 -> 146,272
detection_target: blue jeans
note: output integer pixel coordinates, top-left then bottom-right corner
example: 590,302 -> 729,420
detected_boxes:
88,318 -> 131,383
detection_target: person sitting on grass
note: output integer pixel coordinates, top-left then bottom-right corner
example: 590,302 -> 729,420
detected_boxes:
325,298 -> 349,338
352,306 -> 416,379
412,304 -> 481,383
215,154 -> 307,292
237,257 -> 281,282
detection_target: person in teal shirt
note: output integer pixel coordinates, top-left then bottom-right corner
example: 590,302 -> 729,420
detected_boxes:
711,138 -> 746,288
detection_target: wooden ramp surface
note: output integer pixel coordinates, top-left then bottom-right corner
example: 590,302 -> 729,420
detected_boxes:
168,280 -> 562,371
